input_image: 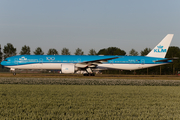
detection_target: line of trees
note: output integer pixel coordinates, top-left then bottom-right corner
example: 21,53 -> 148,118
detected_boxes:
1,43 -> 180,75
0,44 -> 128,59
0,43 -> 162,60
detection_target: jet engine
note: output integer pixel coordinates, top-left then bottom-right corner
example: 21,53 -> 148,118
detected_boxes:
61,64 -> 76,74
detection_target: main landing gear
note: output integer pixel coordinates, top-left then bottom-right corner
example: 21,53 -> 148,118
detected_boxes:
83,67 -> 95,76
13,72 -> 16,76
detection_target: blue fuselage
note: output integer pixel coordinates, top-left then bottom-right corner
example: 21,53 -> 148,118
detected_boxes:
1,55 -> 172,71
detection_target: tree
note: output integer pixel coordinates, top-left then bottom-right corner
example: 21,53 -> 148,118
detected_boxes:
97,47 -> 126,75
166,46 -> 180,58
19,45 -> 31,55
98,47 -> 126,55
165,46 -> 180,74
88,49 -> 97,55
140,48 -> 151,56
129,49 -> 138,56
3,43 -> 16,59
61,48 -> 71,55
74,48 -> 84,55
47,48 -> 59,55
97,48 -> 106,55
0,44 -> 2,62
33,47 -> 44,55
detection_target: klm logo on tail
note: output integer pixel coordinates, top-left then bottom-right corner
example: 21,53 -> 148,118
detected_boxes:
154,45 -> 167,53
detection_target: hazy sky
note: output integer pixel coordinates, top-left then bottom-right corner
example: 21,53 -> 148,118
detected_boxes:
0,0 -> 180,55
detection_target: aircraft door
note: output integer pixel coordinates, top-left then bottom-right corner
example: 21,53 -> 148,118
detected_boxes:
109,60 -> 114,67
39,58 -> 43,64
39,58 -> 43,69
138,59 -> 145,69
77,58 -> 81,63
109,60 -> 114,64
141,59 -> 145,65
14,58 -> 18,65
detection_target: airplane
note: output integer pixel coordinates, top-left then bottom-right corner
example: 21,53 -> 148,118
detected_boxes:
1,34 -> 175,76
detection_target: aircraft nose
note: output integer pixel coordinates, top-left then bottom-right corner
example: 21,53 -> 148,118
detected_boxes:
1,61 -> 6,66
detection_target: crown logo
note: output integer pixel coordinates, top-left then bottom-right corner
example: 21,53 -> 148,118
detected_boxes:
157,45 -> 163,49
19,57 -> 27,61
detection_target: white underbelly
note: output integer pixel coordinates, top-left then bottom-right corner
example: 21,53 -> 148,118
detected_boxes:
7,63 -> 62,70
97,63 -> 164,70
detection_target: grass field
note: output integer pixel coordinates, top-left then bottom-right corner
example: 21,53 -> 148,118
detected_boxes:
1,85 -> 180,119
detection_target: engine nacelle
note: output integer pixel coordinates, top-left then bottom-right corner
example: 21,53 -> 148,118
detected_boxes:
61,64 -> 75,74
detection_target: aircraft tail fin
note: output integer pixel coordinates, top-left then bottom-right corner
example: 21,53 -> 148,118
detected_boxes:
146,34 -> 174,58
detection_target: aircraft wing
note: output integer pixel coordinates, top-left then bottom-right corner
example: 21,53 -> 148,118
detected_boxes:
155,57 -> 179,62
75,57 -> 119,68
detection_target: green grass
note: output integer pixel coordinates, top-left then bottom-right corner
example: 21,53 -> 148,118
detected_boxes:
1,85 -> 180,119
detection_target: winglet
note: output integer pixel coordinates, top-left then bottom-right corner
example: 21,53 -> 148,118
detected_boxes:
146,34 -> 174,58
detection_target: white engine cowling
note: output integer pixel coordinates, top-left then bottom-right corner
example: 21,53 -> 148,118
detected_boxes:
61,64 -> 75,74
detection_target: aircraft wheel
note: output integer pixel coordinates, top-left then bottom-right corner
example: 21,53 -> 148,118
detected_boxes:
13,72 -> 16,76
83,74 -> 88,76
83,73 -> 95,76
89,73 -> 95,76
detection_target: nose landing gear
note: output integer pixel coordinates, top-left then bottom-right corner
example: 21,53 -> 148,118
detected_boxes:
10,68 -> 16,76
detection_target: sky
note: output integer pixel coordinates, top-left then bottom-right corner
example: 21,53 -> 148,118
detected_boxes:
0,0 -> 180,55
